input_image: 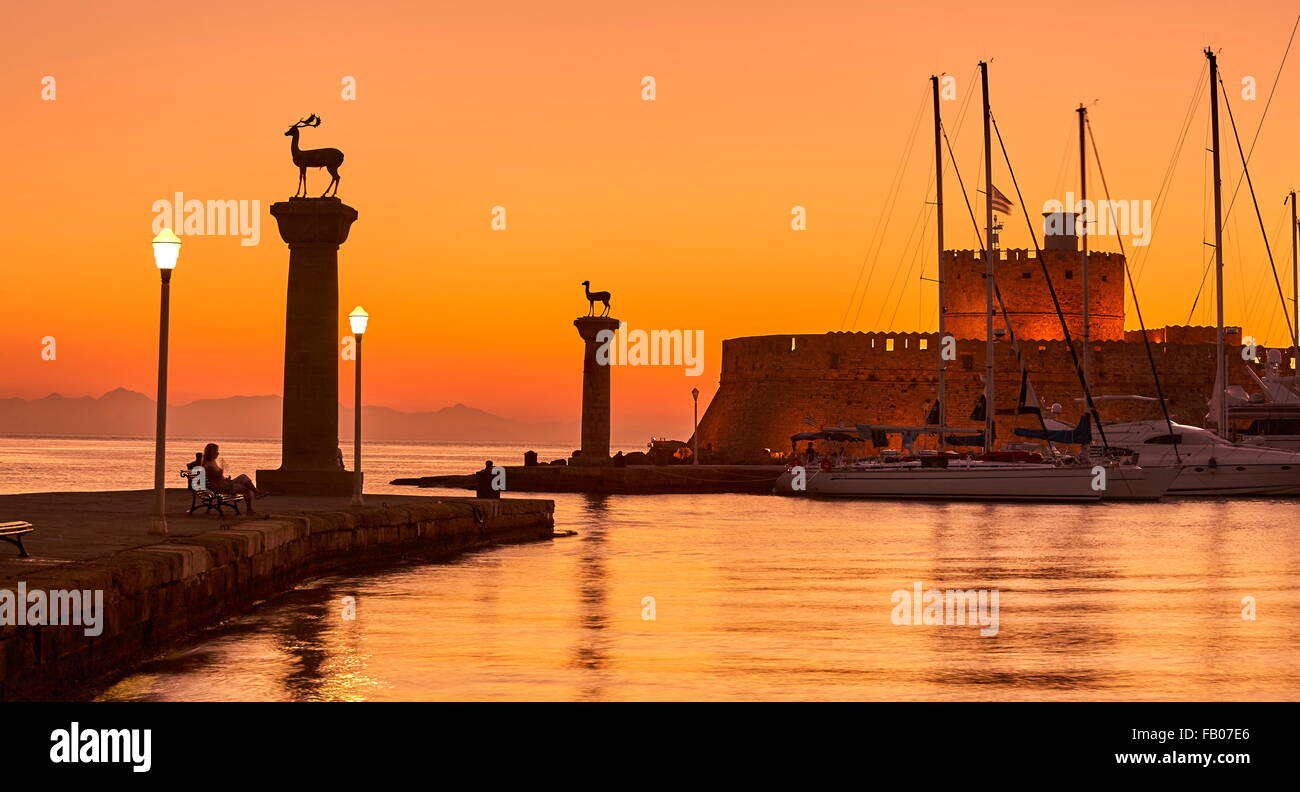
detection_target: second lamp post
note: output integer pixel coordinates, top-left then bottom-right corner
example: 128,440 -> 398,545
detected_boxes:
349,306 -> 369,506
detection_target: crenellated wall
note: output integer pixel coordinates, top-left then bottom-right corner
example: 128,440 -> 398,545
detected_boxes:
695,331 -> 1263,459
944,247 -> 1126,342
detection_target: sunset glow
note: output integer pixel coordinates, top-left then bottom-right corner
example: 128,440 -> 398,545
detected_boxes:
4,0 -> 1300,441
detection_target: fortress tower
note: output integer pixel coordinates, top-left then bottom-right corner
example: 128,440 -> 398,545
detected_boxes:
943,227 -> 1125,342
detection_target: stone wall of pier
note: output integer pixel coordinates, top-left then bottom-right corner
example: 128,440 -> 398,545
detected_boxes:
0,500 -> 554,701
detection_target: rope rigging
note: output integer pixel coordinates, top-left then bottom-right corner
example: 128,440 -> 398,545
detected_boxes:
1186,21 -> 1298,327
990,111 -> 1110,449
840,86 -> 929,330
1217,75 -> 1297,343
1086,118 -> 1181,457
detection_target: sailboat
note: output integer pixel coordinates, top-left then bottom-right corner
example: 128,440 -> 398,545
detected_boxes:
776,63 -> 1173,502
1094,48 -> 1300,494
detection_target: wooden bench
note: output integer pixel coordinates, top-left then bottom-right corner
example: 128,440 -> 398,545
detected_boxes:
180,469 -> 245,517
0,521 -> 34,557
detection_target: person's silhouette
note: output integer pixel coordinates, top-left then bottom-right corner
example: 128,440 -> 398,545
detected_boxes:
475,460 -> 501,499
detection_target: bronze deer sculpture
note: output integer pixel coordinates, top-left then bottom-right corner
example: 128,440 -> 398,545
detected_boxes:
582,281 -> 611,316
285,115 -> 344,198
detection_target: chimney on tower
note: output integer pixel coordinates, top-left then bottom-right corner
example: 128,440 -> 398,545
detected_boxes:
1042,211 -> 1079,251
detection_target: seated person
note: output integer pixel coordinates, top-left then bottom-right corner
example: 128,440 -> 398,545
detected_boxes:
201,443 -> 268,513
474,460 -> 501,499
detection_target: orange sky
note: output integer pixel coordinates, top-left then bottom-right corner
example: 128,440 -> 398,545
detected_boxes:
3,0 -> 1300,440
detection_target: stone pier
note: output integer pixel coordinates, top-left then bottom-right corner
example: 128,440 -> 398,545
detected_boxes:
258,198 -> 358,496
572,316 -> 621,466
0,490 -> 556,701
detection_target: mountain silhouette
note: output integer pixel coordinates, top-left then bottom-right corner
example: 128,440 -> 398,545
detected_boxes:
0,390 -> 576,443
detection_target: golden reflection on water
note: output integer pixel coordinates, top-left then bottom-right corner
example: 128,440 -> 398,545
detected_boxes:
98,494 -> 1300,702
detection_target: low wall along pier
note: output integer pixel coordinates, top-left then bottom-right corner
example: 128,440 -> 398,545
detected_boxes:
0,491 -> 555,701
395,464 -> 784,494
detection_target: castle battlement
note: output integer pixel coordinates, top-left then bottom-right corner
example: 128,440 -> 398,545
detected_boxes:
943,247 -> 1125,342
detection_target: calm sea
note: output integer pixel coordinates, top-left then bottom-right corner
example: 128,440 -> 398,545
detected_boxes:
2,435 -> 1297,701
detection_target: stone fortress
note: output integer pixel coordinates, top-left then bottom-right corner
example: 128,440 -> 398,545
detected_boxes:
694,226 -> 1258,460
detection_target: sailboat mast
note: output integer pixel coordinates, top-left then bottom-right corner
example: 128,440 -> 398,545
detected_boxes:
1292,190 -> 1298,354
932,75 -> 946,449
980,61 -> 995,450
1207,48 -> 1227,434
1078,104 -> 1090,390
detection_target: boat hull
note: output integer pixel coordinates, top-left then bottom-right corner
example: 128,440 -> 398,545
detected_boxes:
1101,465 -> 1180,501
1164,464 -> 1300,496
804,465 -> 1102,502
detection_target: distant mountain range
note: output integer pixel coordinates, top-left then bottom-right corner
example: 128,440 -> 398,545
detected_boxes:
0,388 -> 577,443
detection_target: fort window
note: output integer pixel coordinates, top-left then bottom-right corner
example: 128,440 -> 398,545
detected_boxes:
886,338 -> 895,352
1065,270 -> 1074,279
830,353 -> 840,369
790,337 -> 797,352
919,338 -> 928,350
1101,275 -> 1108,282
1022,271 -> 1032,278
960,353 -> 974,370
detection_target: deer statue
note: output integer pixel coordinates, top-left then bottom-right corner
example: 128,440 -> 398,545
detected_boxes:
284,114 -> 344,198
582,281 -> 611,316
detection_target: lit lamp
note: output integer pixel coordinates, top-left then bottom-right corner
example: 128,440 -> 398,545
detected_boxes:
691,387 -> 700,465
150,228 -> 181,535
349,306 -> 369,506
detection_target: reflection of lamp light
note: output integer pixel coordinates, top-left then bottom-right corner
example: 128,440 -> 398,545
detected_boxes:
152,228 -> 182,270
349,305 -> 369,336
349,306 -> 368,505
150,229 -> 181,535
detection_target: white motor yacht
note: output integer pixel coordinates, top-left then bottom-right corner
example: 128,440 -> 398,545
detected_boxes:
1095,420 -> 1300,496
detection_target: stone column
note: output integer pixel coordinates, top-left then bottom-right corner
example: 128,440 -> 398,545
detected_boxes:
572,316 -> 621,466
257,198 -> 358,496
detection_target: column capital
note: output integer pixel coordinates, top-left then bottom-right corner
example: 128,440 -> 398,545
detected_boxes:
573,315 -> 621,342
271,198 -> 358,247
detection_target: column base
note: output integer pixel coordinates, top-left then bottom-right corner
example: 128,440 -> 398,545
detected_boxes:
256,468 -> 357,497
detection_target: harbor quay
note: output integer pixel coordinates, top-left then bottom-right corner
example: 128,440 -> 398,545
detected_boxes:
394,463 -> 785,494
0,489 -> 555,701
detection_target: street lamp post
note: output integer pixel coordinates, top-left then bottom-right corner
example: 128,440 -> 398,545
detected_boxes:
349,306 -> 369,506
150,229 -> 181,535
691,387 -> 700,465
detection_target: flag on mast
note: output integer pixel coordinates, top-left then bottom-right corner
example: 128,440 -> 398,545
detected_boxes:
989,185 -> 1014,214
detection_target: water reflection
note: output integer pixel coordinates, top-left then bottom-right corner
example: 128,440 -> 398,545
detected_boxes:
572,494 -> 612,700
95,494 -> 1300,702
